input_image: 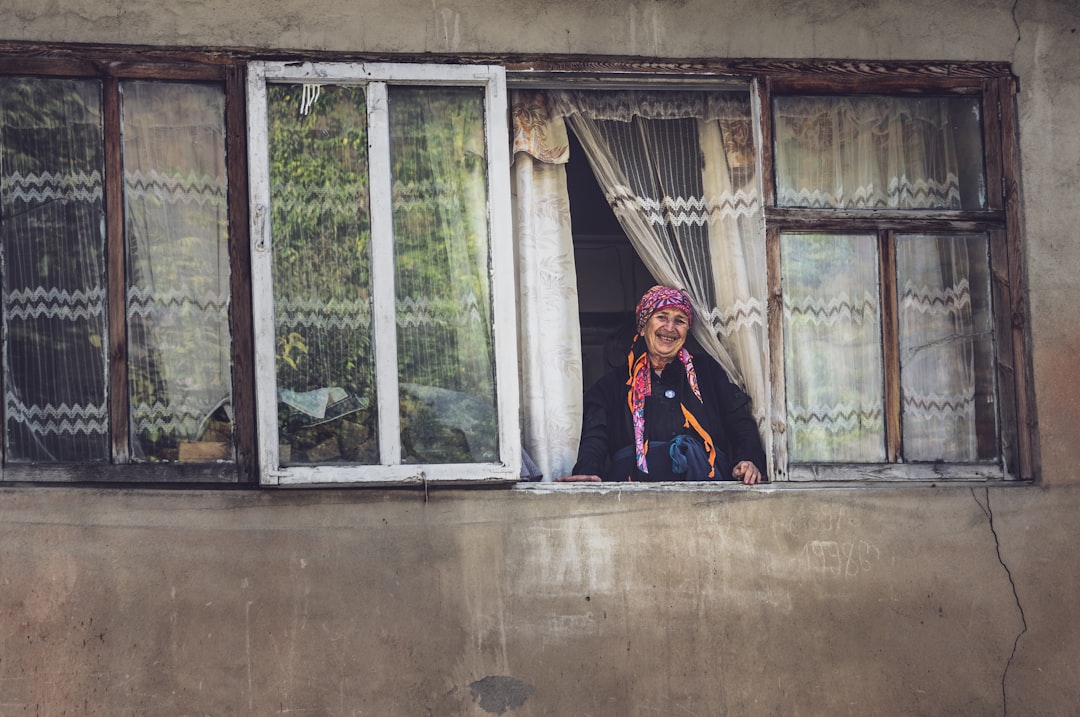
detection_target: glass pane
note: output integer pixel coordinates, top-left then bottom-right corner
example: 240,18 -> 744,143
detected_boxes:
267,84 -> 376,465
389,86 -> 498,464
897,234 -> 997,461
122,81 -> 232,462
774,95 -> 986,210
0,78 -> 109,462
781,233 -> 885,462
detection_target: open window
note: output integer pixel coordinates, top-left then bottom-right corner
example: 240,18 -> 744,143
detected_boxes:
567,131 -> 657,392
247,61 -> 520,486
511,84 -> 767,481
512,68 -> 1030,484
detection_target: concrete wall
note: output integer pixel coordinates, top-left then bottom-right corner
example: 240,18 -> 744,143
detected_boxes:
4,482 -> 1077,716
2,0 -> 1080,715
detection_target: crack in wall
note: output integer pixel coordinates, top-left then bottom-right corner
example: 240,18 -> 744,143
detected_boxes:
972,487 -> 1028,717
1011,0 -> 1022,46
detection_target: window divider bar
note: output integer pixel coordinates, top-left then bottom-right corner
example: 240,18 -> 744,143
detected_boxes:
225,63 -> 256,482
764,207 -> 1005,231
988,227 -> 1020,478
879,231 -> 902,463
982,78 -> 1005,212
366,81 -> 402,466
482,68 -> 523,474
754,77 -> 776,210
103,76 -> 130,464
244,61 -> 283,484
765,227 -> 788,480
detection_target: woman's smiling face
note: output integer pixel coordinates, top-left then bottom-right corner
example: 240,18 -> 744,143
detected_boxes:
642,307 -> 690,367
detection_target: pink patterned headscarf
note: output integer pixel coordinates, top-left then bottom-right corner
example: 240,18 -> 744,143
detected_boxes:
635,285 -> 694,332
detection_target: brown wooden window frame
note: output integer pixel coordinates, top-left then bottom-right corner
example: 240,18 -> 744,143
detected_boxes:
758,72 -> 1033,482
0,53 -> 255,484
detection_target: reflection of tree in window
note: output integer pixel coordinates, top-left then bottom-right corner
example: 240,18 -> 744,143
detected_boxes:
389,86 -> 498,464
266,83 -> 377,465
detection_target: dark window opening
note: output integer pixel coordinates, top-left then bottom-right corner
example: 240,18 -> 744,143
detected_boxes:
566,130 -> 656,392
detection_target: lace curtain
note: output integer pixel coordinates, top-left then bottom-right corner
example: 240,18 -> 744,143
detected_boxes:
0,78 -> 232,463
122,81 -> 232,461
0,78 -> 109,461
774,96 -> 993,461
897,233 -> 995,461
780,232 -> 886,461
510,92 -> 581,480
551,89 -> 770,453
773,95 -> 985,210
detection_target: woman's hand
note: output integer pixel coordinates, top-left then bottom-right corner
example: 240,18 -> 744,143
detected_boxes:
732,460 -> 762,485
555,474 -> 602,482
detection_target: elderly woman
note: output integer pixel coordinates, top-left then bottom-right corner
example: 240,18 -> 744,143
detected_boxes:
559,285 -> 765,484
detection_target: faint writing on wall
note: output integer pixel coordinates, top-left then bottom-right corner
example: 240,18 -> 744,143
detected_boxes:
800,539 -> 880,577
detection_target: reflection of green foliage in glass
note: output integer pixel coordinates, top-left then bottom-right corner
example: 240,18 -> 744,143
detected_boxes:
268,85 -> 371,300
267,84 -> 377,464
265,83 -> 499,465
388,86 -> 498,463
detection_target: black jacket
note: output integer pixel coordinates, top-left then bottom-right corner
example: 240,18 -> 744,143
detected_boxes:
572,352 -> 766,481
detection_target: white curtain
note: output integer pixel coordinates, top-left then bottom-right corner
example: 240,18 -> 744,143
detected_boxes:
780,232 -> 885,462
510,91 -> 582,480
774,96 -> 990,462
773,96 -> 972,210
122,80 -> 232,461
549,89 -> 769,463
897,233 -> 992,461
0,77 -> 109,462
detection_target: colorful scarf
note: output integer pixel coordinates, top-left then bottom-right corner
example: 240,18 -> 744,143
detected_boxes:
634,285 -> 695,332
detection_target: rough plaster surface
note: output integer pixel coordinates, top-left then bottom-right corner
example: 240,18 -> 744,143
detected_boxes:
1011,1 -> 1080,484
0,0 -> 1024,59
0,484 -> 1075,715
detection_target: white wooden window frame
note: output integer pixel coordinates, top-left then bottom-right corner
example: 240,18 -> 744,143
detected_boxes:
246,60 -> 520,486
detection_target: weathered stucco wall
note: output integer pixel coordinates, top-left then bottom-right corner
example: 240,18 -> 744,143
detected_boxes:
2,483 -> 1077,715
1,0 -> 1079,715
0,0 -> 1026,60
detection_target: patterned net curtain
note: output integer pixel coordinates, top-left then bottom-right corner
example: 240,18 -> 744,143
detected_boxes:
267,83 -> 498,466
550,89 -> 769,456
0,78 -> 109,462
509,90 -> 580,480
774,96 -> 994,462
121,81 -> 232,462
780,233 -> 885,462
896,233 -> 995,461
773,95 -> 985,211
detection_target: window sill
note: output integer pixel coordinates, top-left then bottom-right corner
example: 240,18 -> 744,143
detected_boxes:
516,478 -> 1035,493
